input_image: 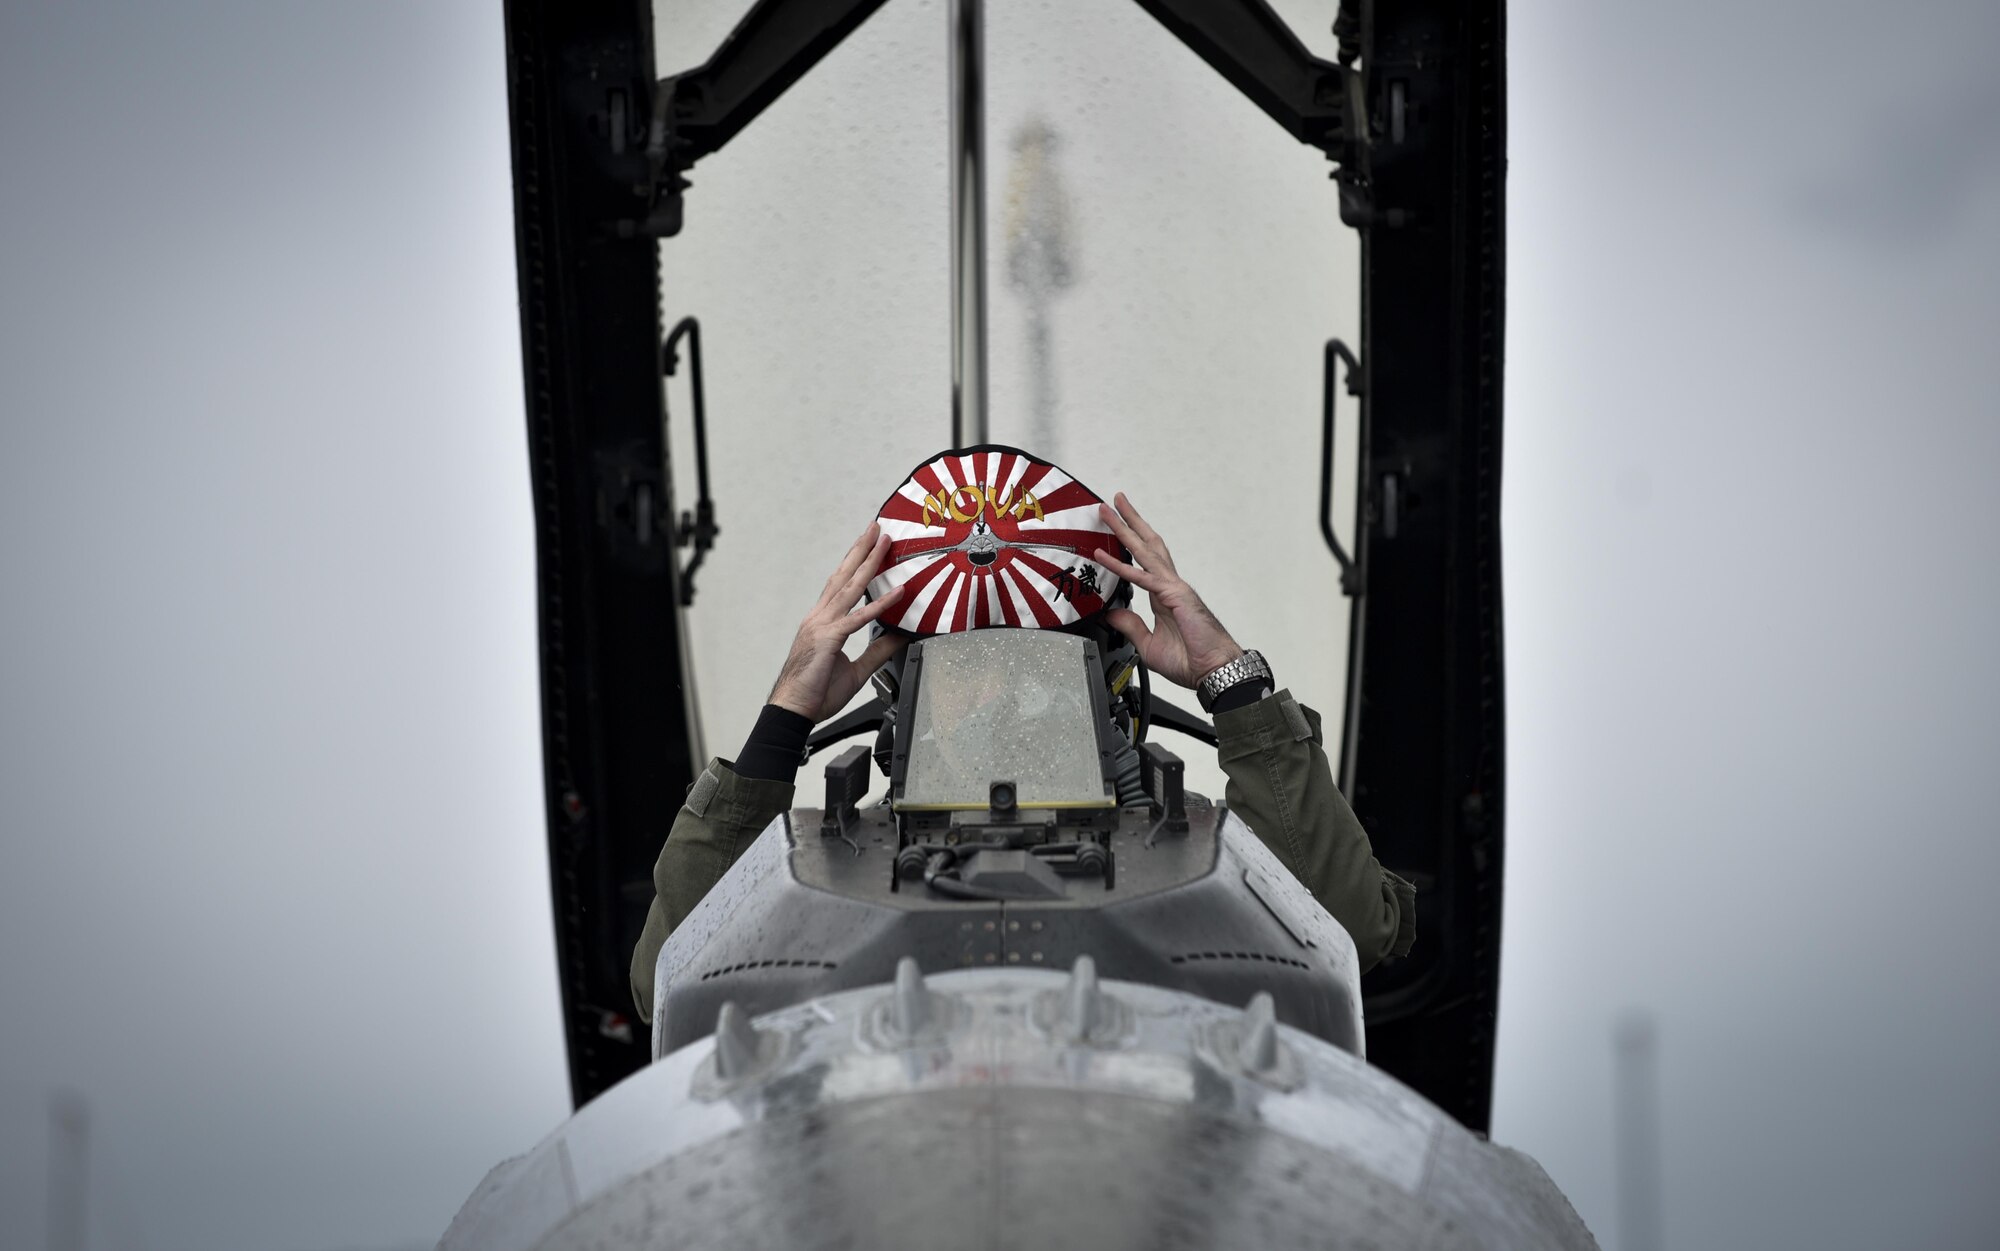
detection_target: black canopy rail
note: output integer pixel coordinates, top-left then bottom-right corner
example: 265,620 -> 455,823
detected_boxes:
636,0 -> 894,237
804,697 -> 890,759
1145,694 -> 1217,749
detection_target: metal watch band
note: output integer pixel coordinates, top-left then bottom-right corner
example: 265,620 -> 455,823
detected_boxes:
1195,649 -> 1272,712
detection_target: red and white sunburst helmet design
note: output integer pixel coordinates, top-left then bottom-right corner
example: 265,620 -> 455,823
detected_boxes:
867,445 -> 1127,636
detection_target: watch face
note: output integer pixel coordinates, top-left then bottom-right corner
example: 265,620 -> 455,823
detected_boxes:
868,445 -> 1128,637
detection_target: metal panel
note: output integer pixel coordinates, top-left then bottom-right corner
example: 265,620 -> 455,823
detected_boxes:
441,970 -> 1596,1250
652,804 -> 1367,1059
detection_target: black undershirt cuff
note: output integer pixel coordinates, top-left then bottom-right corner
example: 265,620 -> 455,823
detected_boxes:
734,703 -> 815,783
1208,677 -> 1275,714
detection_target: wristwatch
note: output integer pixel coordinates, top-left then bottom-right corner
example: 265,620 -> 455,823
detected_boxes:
1195,649 -> 1273,712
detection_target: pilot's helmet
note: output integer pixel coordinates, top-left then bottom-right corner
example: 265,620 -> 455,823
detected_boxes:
866,444 -> 1130,636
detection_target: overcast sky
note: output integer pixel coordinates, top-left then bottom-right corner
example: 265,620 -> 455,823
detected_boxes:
2,2 -> 1997,1250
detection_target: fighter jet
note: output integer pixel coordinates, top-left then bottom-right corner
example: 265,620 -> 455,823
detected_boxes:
443,626 -> 1589,1248
461,0 -> 1549,1244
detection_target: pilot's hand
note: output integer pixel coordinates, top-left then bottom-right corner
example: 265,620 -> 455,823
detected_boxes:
1092,493 -> 1244,690
769,522 -> 909,722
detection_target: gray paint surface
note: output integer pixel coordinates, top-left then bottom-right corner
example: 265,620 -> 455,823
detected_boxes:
444,968 -> 1595,1251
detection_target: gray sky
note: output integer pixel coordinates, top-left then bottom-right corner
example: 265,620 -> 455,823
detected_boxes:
1499,3 -> 2000,1247
2,2 -> 1997,1249
0,4 -> 564,1249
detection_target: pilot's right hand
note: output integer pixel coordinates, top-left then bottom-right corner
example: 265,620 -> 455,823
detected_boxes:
1091,493 -> 1245,691
768,522 -> 908,722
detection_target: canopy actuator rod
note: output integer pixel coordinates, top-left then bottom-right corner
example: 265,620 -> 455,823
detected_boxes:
949,0 -> 989,447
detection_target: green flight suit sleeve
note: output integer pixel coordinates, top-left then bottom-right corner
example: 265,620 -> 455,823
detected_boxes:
1212,688 -> 1416,972
629,758 -> 795,1024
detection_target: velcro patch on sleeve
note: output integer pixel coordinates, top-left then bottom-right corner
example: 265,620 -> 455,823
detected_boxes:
685,767 -> 721,817
1280,695 -> 1315,743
